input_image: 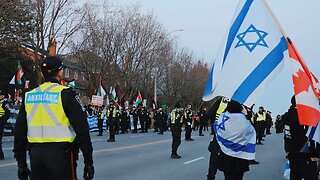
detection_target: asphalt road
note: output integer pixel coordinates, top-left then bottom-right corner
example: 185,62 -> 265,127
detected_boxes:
0,129 -> 287,180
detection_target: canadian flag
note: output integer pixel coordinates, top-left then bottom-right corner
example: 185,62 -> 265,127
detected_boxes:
288,38 -> 320,127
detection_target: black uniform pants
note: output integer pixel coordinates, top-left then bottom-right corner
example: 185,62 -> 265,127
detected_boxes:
109,119 -> 115,140
140,120 -> 145,132
0,125 -> 4,159
255,121 -> 265,143
199,122 -> 206,135
289,158 -> 318,180
30,144 -> 77,180
223,173 -> 244,180
185,123 -> 192,139
97,118 -> 104,135
266,120 -> 272,134
207,138 -> 220,180
133,119 -> 138,133
158,120 -> 165,133
171,128 -> 182,155
121,121 -> 127,133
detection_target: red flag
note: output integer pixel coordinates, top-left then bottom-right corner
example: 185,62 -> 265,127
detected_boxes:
288,38 -> 320,126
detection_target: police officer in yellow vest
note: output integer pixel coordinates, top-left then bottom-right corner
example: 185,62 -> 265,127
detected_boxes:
184,104 -> 194,141
107,101 -> 117,142
0,91 -> 10,160
13,56 -> 94,180
254,106 -> 267,145
97,106 -> 106,136
170,102 -> 184,159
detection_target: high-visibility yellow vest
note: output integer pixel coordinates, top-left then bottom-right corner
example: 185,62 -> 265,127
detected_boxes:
25,82 -> 76,143
256,112 -> 266,122
184,110 -> 193,119
0,103 -> 5,117
171,110 -> 183,124
107,108 -> 116,118
250,112 -> 255,124
215,98 -> 228,120
100,110 -> 105,119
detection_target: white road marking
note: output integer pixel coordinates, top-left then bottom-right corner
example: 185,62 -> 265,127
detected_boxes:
91,139 -> 103,142
129,135 -> 146,138
184,157 -> 204,165
2,147 -> 13,150
0,161 -> 30,168
0,139 -> 172,168
93,139 -> 171,154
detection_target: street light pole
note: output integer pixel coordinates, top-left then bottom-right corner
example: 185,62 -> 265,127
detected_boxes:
162,29 -> 183,39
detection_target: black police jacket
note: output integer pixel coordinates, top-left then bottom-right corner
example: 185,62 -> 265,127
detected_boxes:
13,78 -> 93,166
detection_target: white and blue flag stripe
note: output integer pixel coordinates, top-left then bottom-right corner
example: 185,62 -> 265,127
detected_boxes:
203,0 -> 288,106
214,112 -> 256,160
306,122 -> 320,143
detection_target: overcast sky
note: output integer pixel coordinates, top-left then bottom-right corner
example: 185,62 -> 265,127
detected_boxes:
105,0 -> 320,116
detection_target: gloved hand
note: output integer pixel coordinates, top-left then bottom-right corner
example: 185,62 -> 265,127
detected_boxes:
18,166 -> 30,180
83,164 -> 94,180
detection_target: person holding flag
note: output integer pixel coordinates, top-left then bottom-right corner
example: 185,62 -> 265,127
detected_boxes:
214,100 -> 256,180
282,96 -> 319,180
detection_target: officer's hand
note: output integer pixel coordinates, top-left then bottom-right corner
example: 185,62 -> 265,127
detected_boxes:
83,164 -> 94,180
18,166 -> 30,180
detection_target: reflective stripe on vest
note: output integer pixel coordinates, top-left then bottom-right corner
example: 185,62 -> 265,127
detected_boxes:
107,108 -> 116,118
171,110 -> 183,124
184,110 -> 193,119
256,112 -> 266,122
215,99 -> 228,120
25,83 -> 76,143
0,103 -> 5,116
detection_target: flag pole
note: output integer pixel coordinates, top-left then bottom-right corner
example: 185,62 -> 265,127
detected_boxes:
262,0 -> 288,39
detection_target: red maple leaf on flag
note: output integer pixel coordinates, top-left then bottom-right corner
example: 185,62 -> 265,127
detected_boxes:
292,68 -> 311,95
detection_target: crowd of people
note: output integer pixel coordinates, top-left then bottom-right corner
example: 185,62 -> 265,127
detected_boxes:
0,56 -> 319,180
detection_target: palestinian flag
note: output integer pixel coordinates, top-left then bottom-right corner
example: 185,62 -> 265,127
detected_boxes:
9,62 -> 24,85
16,62 -> 24,85
135,90 -> 142,107
109,86 -> 117,100
97,79 -> 106,97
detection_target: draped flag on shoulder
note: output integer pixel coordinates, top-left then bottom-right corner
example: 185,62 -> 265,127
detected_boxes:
288,38 -> 320,127
203,0 -> 288,106
214,112 -> 256,160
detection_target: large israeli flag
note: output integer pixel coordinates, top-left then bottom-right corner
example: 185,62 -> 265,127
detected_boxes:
203,0 -> 288,106
214,112 -> 256,160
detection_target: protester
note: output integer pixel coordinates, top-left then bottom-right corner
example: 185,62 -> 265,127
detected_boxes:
282,96 -> 319,180
215,100 -> 256,180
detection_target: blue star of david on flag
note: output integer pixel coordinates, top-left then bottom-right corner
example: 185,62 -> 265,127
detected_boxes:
235,24 -> 268,52
216,114 -> 230,131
